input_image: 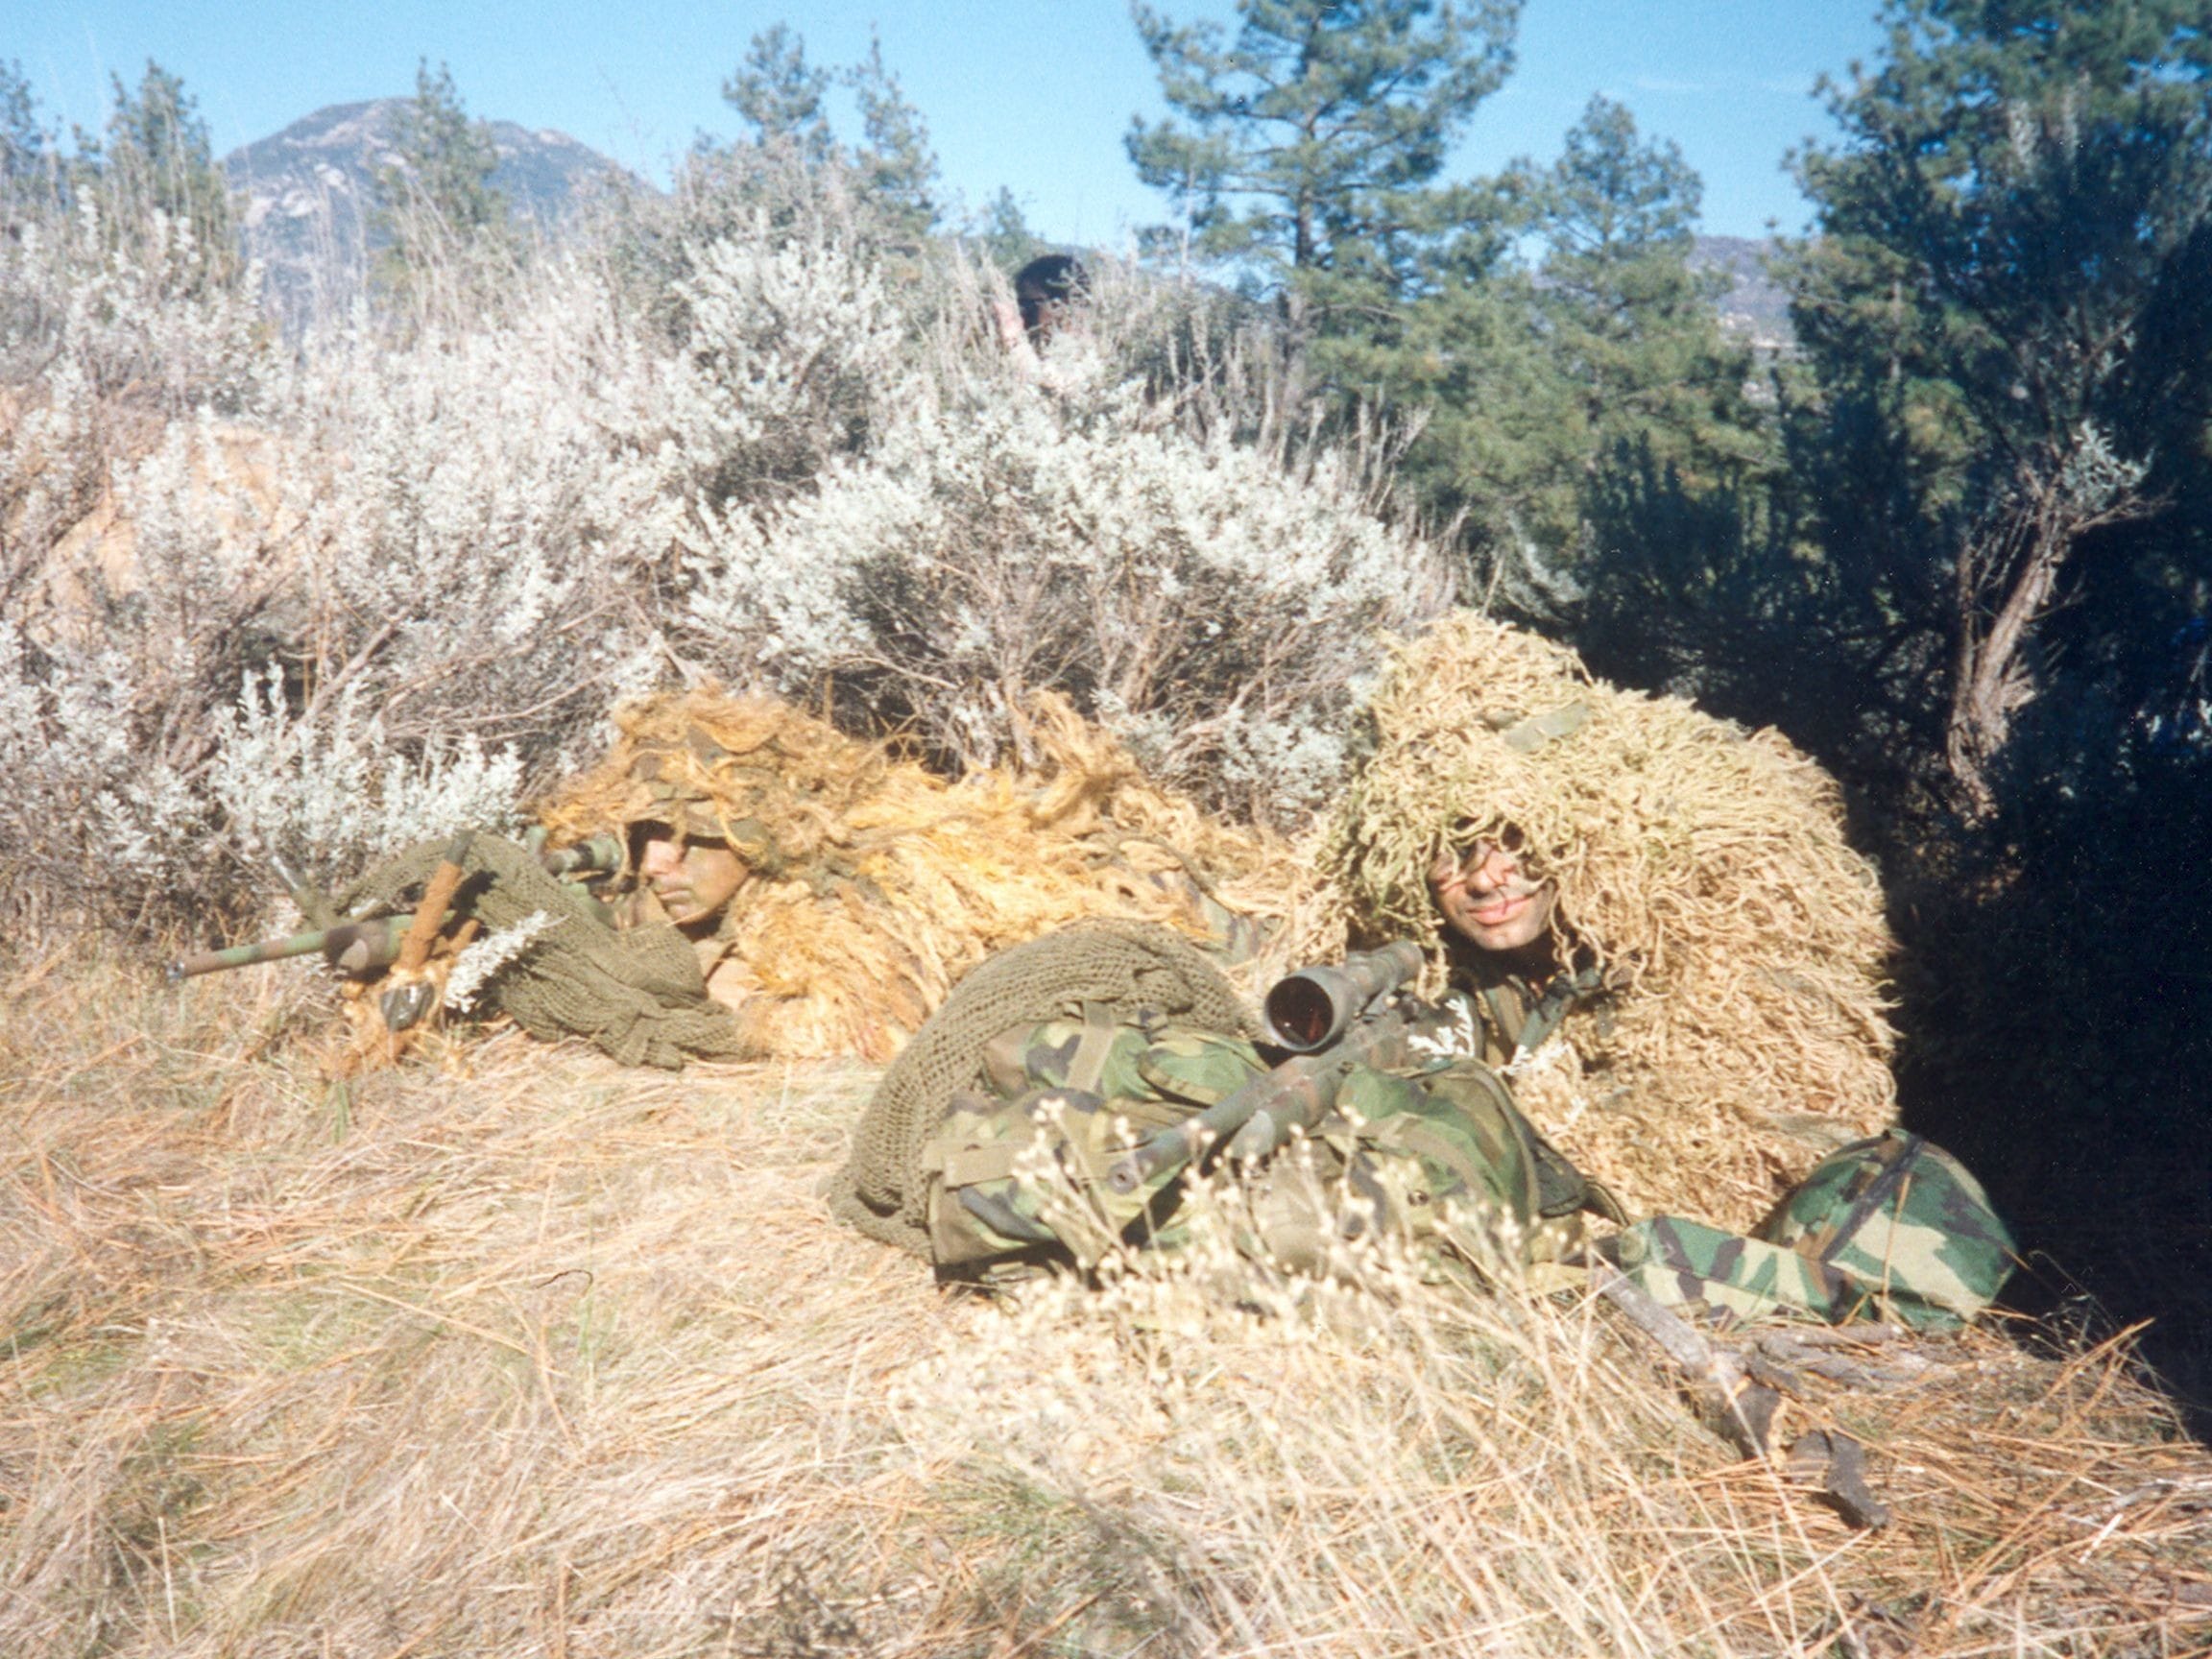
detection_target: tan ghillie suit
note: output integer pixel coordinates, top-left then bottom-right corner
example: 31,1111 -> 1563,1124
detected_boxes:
1321,613 -> 1899,1231
536,690 -> 1296,1063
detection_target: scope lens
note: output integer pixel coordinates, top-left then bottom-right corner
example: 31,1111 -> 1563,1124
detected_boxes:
1265,977 -> 1335,1050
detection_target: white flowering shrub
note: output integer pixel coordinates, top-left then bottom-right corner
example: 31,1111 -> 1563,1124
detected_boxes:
1,178 -> 1457,935
657,222 -> 915,505
1,200 -> 273,625
208,669 -> 525,891
283,255 -> 683,757
443,909 -> 561,1013
0,201 -> 267,416
0,622 -> 210,925
61,204 -> 267,414
686,368 -> 1451,817
1,246 -> 666,930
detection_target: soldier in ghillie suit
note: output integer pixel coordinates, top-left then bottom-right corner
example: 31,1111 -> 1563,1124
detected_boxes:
1321,612 -> 1900,1232
830,618 -> 2010,1341
297,689 -> 1288,1072
533,688 -> 1286,1063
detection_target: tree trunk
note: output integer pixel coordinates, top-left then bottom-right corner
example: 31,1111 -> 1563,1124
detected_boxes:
1944,438 -> 2154,815
1944,489 -> 2062,816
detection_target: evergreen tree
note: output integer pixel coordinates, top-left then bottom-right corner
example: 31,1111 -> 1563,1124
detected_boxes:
371,61 -> 513,322
843,36 -> 940,245
1126,0 -> 1518,342
704,27 -> 941,249
722,23 -> 835,163
85,62 -> 237,287
1343,97 -> 1770,617
374,62 -> 509,252
971,187 -> 1050,272
1778,0 -> 2212,1396
0,59 -> 56,210
1537,97 -> 1759,489
1790,0 -> 2212,811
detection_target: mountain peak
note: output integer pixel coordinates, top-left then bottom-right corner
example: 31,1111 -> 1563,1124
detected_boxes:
222,100 -> 636,324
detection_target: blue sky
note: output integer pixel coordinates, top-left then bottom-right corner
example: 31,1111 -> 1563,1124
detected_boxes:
8,1 -> 1889,244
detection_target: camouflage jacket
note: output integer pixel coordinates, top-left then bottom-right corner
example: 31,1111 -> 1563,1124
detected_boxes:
922,1003 -> 1586,1285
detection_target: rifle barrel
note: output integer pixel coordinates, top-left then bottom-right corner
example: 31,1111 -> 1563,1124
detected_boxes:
167,916 -> 410,982
171,829 -> 621,986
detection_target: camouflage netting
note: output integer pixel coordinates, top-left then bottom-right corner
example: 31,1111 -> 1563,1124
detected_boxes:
826,919 -> 1258,1258
535,689 -> 1307,1062
335,836 -> 745,1070
1321,612 -> 1899,1231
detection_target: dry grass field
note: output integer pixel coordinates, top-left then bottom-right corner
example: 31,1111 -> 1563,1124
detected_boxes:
5,948 -> 2209,1657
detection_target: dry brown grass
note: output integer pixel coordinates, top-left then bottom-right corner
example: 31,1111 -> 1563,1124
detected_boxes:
4,950 -> 2207,1657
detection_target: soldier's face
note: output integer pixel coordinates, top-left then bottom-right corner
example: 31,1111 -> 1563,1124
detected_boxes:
1018,289 -> 1069,339
637,830 -> 748,929
1428,841 -> 1557,952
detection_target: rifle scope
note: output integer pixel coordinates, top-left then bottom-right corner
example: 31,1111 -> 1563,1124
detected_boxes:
1262,940 -> 1424,1052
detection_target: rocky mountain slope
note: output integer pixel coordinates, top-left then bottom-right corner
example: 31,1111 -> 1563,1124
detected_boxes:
1690,233 -> 1794,353
222,101 -> 633,323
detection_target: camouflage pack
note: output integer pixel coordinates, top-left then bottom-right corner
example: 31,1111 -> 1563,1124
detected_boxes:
923,1013 -> 1263,1271
921,1005 -> 1573,1284
1613,1130 -> 2017,1331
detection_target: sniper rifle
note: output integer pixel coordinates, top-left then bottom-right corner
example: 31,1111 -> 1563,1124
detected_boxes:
1104,940 -> 1427,1195
166,830 -> 625,983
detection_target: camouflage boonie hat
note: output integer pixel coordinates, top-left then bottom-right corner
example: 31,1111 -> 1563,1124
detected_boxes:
1759,1129 -> 2017,1328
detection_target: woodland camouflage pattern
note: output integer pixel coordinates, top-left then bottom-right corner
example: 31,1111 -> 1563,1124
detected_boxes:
1612,1130 -> 2016,1331
1762,1130 -> 2017,1328
924,1009 -> 1580,1282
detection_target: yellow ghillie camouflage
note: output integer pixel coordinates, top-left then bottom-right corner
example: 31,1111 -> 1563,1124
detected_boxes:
1321,612 -> 1899,1230
539,689 -> 1302,1063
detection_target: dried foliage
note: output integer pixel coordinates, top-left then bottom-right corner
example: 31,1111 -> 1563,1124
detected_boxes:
1323,612 -> 1899,1228
2,955 -> 2204,1657
536,688 -> 1310,1060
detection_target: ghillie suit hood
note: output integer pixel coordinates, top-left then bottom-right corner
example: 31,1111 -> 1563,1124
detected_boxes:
536,689 -> 1302,1063
1323,613 -> 1898,1228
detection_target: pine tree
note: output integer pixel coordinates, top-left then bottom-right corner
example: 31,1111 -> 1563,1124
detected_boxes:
1126,0 -> 1518,344
1537,97 -> 1758,487
85,62 -> 237,289
722,23 -> 835,163
706,27 -> 941,250
371,60 -> 513,323
0,60 -> 57,214
844,36 -> 940,246
1790,0 -> 2212,810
